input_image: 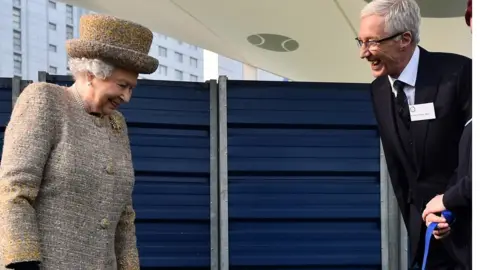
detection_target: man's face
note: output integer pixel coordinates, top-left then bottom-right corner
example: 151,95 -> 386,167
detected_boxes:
358,15 -> 408,78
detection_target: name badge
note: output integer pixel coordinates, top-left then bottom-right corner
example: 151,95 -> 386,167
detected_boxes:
409,102 -> 436,121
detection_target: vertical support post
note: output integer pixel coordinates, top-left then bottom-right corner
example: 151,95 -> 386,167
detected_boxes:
20,80 -> 32,92
400,216 -> 409,270
380,140 -> 402,270
380,141 -> 391,269
38,71 -> 47,82
12,76 -> 21,108
217,76 -> 229,270
209,79 -> 219,270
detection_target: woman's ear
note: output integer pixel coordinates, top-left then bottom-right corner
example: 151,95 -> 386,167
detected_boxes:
86,72 -> 95,85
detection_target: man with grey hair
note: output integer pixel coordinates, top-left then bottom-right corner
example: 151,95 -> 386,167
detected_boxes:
357,0 -> 471,269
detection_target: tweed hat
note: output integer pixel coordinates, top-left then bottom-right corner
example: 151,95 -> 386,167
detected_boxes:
66,14 -> 159,74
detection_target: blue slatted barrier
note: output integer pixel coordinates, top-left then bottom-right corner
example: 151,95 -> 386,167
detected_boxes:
226,81 -> 381,269
45,75 -> 211,269
0,78 -> 12,161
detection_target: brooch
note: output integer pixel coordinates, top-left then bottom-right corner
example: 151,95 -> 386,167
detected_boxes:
109,114 -> 124,133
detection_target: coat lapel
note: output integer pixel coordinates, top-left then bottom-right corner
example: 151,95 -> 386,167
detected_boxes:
411,47 -> 441,177
374,77 -> 411,168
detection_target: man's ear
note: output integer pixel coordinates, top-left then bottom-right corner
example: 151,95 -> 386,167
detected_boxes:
400,32 -> 413,49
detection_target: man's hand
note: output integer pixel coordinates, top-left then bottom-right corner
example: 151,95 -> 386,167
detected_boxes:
425,213 -> 451,240
422,194 -> 446,221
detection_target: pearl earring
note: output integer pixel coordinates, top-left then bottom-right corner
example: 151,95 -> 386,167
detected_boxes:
87,82 -> 92,87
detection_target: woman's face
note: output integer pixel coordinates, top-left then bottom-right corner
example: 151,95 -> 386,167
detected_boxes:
88,68 -> 138,115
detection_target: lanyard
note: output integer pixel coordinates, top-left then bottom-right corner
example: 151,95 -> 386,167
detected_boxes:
421,210 -> 455,270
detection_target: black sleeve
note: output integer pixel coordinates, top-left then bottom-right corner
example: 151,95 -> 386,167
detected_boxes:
443,175 -> 471,209
456,59 -> 472,124
445,168 -> 458,190
443,124 -> 472,209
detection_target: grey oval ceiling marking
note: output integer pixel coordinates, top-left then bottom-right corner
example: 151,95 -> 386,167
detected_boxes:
247,34 -> 266,46
247,33 -> 299,52
363,0 -> 465,18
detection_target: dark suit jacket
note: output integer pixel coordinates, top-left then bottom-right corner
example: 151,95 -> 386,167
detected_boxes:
370,47 -> 471,267
443,121 -> 472,269
443,122 -> 472,208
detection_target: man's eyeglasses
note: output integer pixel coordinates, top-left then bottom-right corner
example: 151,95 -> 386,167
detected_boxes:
355,32 -> 405,48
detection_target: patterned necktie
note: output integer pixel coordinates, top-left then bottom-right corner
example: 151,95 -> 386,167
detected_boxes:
394,80 -> 410,127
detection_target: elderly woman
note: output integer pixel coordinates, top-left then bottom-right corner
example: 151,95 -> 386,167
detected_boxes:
0,14 -> 158,270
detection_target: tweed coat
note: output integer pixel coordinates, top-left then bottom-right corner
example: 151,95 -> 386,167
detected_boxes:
0,82 -> 139,270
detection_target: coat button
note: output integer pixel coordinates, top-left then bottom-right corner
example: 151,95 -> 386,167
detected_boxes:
105,163 -> 114,175
100,218 -> 110,229
94,118 -> 103,127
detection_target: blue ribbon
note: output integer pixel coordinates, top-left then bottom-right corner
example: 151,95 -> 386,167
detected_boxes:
421,210 -> 455,270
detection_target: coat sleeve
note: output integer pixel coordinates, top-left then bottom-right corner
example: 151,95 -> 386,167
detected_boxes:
443,175 -> 471,210
0,83 -> 59,266
443,124 -> 472,210
369,82 -> 409,223
456,58 -> 472,125
114,113 -> 140,270
442,62 -> 472,209
115,200 -> 140,270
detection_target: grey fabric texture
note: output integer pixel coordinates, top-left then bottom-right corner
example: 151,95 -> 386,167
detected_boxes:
0,82 -> 139,270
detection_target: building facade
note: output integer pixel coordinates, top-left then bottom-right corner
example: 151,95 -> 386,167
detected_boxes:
0,0 -> 284,82
0,0 -> 87,80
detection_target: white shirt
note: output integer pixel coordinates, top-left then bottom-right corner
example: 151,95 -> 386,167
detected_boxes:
388,46 -> 420,105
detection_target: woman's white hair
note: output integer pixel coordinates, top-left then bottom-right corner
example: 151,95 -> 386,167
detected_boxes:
361,0 -> 421,45
68,58 -> 115,80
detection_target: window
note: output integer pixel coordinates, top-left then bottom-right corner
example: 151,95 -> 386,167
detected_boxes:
66,25 -> 74,39
12,0 -> 20,7
158,65 -> 167,76
49,22 -> 57,30
66,5 -> 73,25
48,0 -> 56,9
175,52 -> 183,63
190,44 -> 198,50
158,46 -> 167,57
190,74 -> 198,82
175,69 -> 183,80
49,44 -> 57,52
13,7 -> 21,30
13,30 -> 21,51
190,57 -> 198,68
13,53 -> 22,75
48,66 -> 57,74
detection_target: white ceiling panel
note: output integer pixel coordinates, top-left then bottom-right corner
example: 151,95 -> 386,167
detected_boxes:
58,0 -> 471,83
